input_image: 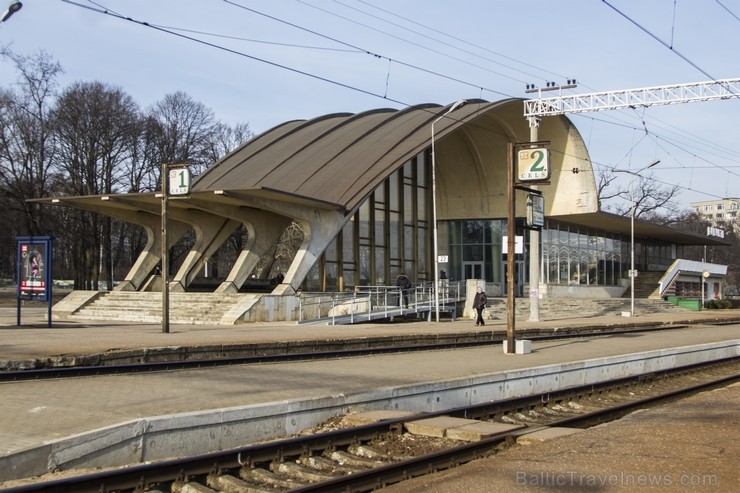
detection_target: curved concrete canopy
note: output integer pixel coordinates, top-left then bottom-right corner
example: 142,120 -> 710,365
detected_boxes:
193,98 -> 599,217
35,99 -> 599,222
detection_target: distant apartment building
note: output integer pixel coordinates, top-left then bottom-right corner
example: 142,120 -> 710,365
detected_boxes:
690,198 -> 740,223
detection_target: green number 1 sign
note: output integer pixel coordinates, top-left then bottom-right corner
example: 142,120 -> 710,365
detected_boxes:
169,167 -> 191,196
517,147 -> 550,181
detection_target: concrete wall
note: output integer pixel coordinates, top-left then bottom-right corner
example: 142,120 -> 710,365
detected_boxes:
543,284 -> 628,299
237,294 -> 301,323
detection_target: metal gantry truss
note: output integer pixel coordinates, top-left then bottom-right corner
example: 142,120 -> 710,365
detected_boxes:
524,78 -> 740,119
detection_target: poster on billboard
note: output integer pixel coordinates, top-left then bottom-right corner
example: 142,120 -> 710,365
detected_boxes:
17,236 -> 53,298
16,236 -> 53,326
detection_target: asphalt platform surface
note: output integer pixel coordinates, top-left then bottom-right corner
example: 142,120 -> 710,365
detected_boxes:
1,296 -> 739,491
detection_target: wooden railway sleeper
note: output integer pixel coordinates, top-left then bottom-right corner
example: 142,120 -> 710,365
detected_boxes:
240,467 -> 306,489
272,461 -> 335,483
207,472 -> 274,493
347,443 -> 389,460
171,478 -> 216,492
327,450 -> 384,468
299,454 -> 354,475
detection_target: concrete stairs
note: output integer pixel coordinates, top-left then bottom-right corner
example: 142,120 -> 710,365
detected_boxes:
486,297 -> 688,320
67,291 -> 253,325
60,291 -> 692,326
622,271 -> 664,299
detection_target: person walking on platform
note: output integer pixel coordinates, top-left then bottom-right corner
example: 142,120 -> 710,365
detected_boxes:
472,286 -> 487,326
396,272 -> 412,308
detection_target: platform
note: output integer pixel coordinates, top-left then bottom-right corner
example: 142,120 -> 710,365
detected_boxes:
0,306 -> 738,485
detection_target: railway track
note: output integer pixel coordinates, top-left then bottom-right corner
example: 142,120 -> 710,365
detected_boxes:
4,356 -> 737,493
0,323 -> 703,381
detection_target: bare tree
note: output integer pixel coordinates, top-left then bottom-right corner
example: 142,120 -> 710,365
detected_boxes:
0,49 -> 62,235
596,168 -> 621,209
146,91 -> 218,180
205,121 -> 253,164
1,48 -> 255,286
53,81 -> 140,289
599,170 -> 680,221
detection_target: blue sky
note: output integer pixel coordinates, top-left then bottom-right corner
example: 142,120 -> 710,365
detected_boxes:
1,0 -> 739,209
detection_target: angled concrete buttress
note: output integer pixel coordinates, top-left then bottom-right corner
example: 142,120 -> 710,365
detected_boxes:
47,196 -> 191,292
275,208 -> 347,296
214,191 -> 347,296
166,209 -> 242,292
185,197 -> 292,294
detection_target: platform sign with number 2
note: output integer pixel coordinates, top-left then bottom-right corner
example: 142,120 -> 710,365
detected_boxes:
517,147 -> 550,181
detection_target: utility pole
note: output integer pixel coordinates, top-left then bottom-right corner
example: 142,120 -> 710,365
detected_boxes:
161,162 -> 169,334
524,80 -> 578,322
506,143 -> 516,352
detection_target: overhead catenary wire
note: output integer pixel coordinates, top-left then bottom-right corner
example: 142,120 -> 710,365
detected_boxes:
601,0 -> 716,80
354,0 -> 569,83
218,0 -> 516,99
58,0 -> 737,206
332,0 -> 740,198
81,0 -> 738,172
301,0 -> 549,84
715,0 -> 740,23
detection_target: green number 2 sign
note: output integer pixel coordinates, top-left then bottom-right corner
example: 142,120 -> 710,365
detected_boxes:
517,148 -> 550,181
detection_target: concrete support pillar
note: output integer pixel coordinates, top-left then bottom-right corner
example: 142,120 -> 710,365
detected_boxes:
117,218 -> 191,291
169,209 -> 241,292
215,211 -> 292,293
276,209 -> 346,295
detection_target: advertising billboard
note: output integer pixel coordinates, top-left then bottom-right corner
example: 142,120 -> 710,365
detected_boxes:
17,236 -> 52,302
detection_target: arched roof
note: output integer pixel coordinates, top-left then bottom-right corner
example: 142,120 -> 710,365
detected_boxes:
193,99 -> 510,213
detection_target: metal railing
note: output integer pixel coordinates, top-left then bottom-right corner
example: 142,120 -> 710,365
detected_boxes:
298,281 -> 463,325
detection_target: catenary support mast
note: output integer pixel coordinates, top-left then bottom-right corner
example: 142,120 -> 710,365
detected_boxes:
523,77 -> 739,324
525,78 -> 740,118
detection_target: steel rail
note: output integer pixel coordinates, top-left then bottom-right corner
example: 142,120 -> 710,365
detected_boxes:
3,357 -> 737,493
292,371 -> 740,492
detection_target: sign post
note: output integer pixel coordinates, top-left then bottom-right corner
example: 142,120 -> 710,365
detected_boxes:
505,142 -> 549,354
16,236 -> 53,327
161,164 -> 190,334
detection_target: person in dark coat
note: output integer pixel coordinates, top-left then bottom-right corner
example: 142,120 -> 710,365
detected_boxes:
396,272 -> 412,308
472,286 -> 487,326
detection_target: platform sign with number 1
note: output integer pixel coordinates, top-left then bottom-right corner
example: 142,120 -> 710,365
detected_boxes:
517,147 -> 550,181
169,167 -> 191,196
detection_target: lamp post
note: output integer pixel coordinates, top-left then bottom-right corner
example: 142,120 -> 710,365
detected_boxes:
1,1 -> 22,22
431,99 -> 466,322
615,159 -> 660,317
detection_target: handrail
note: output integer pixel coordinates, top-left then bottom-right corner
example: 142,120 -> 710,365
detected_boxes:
298,281 -> 464,324
658,259 -> 682,297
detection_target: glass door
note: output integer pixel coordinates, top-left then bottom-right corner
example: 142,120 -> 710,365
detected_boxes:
463,261 -> 484,280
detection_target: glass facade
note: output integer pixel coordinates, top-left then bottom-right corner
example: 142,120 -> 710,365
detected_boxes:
304,152 -> 431,291
541,221 -> 680,286
303,153 -> 682,292
542,222 -> 624,286
448,220 -> 507,284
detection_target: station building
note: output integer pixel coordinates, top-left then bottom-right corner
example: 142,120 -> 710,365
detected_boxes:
41,99 -> 729,322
